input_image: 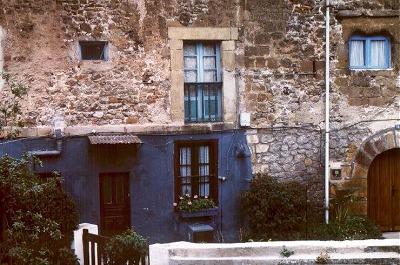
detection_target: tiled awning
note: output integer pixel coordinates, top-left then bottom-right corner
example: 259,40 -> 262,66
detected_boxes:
88,135 -> 142,145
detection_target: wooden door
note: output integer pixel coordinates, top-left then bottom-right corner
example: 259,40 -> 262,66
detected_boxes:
100,173 -> 130,236
368,148 -> 400,231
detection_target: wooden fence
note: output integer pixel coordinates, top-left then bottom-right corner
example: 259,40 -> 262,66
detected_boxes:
82,228 -> 108,265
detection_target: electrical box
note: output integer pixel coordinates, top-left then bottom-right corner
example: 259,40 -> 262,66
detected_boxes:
240,113 -> 251,127
330,168 -> 342,180
187,224 -> 214,243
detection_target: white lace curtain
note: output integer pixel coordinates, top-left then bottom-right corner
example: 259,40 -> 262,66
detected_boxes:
370,40 -> 386,67
350,39 -> 386,67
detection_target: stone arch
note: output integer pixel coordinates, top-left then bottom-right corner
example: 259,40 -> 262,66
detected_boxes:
348,127 -> 400,215
351,127 -> 399,178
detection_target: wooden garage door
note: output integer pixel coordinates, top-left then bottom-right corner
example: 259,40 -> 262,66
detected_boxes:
368,148 -> 400,231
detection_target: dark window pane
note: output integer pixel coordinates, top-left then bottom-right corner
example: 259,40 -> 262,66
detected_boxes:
80,41 -> 108,60
103,176 -> 112,204
115,175 -> 125,204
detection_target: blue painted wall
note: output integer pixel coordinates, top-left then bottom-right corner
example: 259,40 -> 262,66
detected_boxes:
0,130 -> 252,243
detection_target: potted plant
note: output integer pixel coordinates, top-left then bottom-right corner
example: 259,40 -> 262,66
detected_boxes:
173,194 -> 218,218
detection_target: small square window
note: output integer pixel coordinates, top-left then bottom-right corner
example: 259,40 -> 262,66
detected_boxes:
349,36 -> 390,69
79,41 -> 108,61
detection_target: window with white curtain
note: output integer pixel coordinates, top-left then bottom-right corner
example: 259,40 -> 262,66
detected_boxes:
183,42 -> 222,122
349,36 -> 390,69
174,140 -> 218,204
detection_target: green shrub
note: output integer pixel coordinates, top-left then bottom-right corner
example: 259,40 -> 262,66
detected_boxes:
280,246 -> 294,257
0,154 -> 79,264
309,215 -> 382,240
240,174 -> 313,241
104,229 -> 148,265
0,71 -> 28,139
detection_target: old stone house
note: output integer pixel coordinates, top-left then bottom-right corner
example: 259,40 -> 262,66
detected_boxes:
0,0 -> 398,243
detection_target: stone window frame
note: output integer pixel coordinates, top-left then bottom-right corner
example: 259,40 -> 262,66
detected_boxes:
184,41 -> 222,122
168,27 -> 238,123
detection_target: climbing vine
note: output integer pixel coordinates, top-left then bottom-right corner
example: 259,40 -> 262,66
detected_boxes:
0,71 -> 28,138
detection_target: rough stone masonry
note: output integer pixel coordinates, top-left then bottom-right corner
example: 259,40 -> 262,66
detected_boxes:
0,0 -> 399,214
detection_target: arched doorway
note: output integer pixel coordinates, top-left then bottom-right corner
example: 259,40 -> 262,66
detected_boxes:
368,148 -> 400,231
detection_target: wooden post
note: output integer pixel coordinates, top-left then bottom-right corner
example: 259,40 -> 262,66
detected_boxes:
82,229 -> 89,265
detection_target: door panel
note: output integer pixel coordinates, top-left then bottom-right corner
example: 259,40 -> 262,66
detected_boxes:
392,150 -> 400,230
368,149 -> 400,231
100,173 -> 130,236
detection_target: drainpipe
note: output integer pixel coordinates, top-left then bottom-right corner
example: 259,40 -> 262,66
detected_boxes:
30,129 -> 63,157
324,0 -> 330,224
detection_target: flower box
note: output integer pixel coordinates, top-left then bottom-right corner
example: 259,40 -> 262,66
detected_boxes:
178,207 -> 218,218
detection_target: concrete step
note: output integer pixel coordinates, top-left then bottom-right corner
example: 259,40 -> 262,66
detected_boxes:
150,239 -> 400,265
170,253 -> 400,265
167,239 -> 400,258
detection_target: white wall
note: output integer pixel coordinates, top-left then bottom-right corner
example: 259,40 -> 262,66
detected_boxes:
72,223 -> 99,265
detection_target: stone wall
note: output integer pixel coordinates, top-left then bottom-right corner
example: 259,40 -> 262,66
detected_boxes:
0,0 -> 399,195
242,0 -> 400,186
0,0 -> 243,129
246,126 -> 324,199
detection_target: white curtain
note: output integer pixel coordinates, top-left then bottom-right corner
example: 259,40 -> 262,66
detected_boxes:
350,40 -> 364,67
370,40 -> 386,67
184,44 -> 197,82
198,146 -> 210,196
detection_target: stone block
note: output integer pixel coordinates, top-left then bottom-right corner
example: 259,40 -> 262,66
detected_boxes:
368,97 -> 389,106
373,136 -> 386,153
348,200 -> 367,216
363,141 -> 378,158
314,61 -> 325,71
300,61 -> 313,73
383,131 -> 395,150
169,39 -> 183,50
246,134 -> 259,144
222,50 -> 235,71
348,98 -> 369,106
255,34 -> 269,44
168,27 -> 233,40
354,151 -> 373,171
170,70 -> 184,122
222,71 -> 236,123
221,40 -> 235,51
125,117 -> 139,124
255,144 -> 269,154
255,58 -> 266,68
245,46 -> 269,57
304,158 -> 313,167
352,163 -> 368,179
170,49 -> 183,71
230,27 -> 239,40
345,178 -> 367,190
395,130 -> 400,147
351,77 -> 370,87
244,57 -> 255,68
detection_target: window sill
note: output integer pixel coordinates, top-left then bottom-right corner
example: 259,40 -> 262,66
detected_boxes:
349,68 -> 393,71
181,122 -> 235,132
177,207 -> 218,218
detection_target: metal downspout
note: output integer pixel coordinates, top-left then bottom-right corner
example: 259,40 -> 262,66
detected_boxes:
30,129 -> 63,157
324,0 -> 330,224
